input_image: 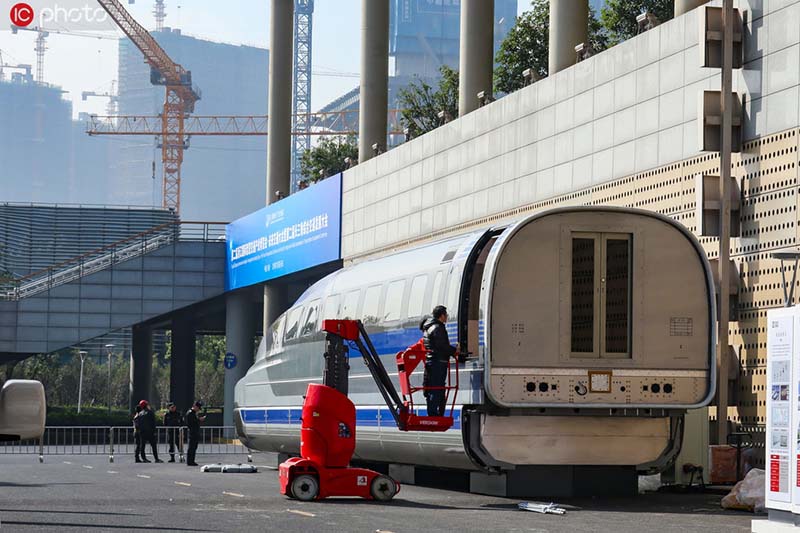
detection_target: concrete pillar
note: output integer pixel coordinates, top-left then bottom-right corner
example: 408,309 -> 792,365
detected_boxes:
266,0 -> 293,202
170,314 -> 196,412
358,0 -> 389,162
263,284 -> 289,339
548,0 -> 589,76
129,324 -> 153,411
223,291 -> 257,429
458,0 -> 495,117
675,0 -> 707,16
263,0 -> 294,365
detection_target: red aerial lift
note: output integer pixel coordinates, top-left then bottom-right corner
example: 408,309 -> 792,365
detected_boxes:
279,319 -> 459,501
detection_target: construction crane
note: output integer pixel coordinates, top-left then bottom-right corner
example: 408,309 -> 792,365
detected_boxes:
10,26 -> 47,83
86,110 -> 405,136
10,24 -> 118,84
96,0 -> 200,213
0,61 -> 34,84
82,82 -> 119,116
154,0 -> 166,31
291,0 -> 314,192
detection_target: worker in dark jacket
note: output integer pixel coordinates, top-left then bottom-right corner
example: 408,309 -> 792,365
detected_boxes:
419,305 -> 459,417
137,400 -> 163,463
163,402 -> 183,463
185,401 -> 206,467
133,405 -> 146,463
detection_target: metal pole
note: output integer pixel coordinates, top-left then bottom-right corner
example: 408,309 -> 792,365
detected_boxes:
107,353 -> 112,415
77,351 -> 86,414
716,0 -> 733,446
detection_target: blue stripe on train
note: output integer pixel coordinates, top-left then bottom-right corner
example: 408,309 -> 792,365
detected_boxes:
241,407 -> 462,430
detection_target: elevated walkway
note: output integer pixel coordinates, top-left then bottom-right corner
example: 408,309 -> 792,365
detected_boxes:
0,221 -> 226,358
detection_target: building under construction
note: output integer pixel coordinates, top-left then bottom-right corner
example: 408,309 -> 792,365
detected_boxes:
0,78 -> 113,206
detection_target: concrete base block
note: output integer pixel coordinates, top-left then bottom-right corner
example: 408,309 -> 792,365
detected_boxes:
470,471 -> 507,497
469,466 -> 637,498
752,519 -> 800,532
389,464 -> 415,485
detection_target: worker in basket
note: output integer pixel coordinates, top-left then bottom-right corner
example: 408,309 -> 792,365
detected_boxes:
419,305 -> 459,417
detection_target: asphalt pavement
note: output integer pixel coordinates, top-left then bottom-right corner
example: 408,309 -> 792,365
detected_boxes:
0,453 -> 757,532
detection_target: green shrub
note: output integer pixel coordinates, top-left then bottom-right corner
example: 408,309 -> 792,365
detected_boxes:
46,405 -> 133,427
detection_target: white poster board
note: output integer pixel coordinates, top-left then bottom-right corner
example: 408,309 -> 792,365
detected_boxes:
767,307 -> 794,511
792,310 -> 800,514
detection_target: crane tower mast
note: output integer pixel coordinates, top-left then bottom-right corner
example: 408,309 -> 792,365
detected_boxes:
96,0 -> 200,213
291,0 -> 314,191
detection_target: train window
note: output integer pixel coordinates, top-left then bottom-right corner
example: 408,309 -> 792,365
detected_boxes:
300,299 -> 320,336
322,294 -> 339,320
362,285 -> 382,325
445,270 -> 459,311
430,271 -> 443,305
270,314 -> 286,352
341,289 -> 361,320
284,306 -> 304,342
407,274 -> 428,318
384,280 -> 406,321
569,232 -> 632,358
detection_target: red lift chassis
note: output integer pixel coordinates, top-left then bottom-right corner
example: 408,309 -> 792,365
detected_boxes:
279,319 -> 460,501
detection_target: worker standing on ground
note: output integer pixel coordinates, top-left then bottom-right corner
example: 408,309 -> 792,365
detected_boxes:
185,401 -> 206,467
419,305 -> 458,417
138,400 -> 163,463
163,402 -> 183,463
133,404 -> 145,463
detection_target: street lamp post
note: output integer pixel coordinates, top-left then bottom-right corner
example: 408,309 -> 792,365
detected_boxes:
105,344 -> 115,415
77,350 -> 87,414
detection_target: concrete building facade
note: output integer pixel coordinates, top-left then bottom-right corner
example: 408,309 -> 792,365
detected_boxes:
339,0 -> 793,466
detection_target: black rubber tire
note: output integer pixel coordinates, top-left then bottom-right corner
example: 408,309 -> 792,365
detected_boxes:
370,475 -> 397,501
290,474 -> 319,501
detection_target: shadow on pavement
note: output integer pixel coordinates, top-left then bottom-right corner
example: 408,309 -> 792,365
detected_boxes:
0,482 -> 89,488
0,521 -> 216,531
0,509 -> 143,517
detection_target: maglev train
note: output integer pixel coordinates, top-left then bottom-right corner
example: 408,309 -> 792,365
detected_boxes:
234,206 -> 716,473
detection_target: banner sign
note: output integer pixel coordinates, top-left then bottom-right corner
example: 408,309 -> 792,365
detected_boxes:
225,174 -> 342,291
767,307 -> 795,511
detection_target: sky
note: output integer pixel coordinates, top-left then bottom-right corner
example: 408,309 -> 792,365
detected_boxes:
0,0 -> 530,118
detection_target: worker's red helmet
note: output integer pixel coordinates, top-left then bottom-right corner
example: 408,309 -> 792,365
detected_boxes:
138,400 -> 148,408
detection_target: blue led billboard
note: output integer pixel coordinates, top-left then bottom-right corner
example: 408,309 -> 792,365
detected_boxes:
225,174 -> 342,291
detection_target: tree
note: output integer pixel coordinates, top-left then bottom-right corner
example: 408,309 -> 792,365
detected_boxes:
397,65 -> 459,138
299,136 -> 358,185
494,1 -> 608,94
600,0 -> 673,46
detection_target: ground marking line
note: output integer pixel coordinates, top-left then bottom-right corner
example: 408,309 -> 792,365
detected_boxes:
287,509 -> 315,517
82,465 -> 93,469
137,474 -> 151,479
107,471 -> 118,474
63,461 -> 72,465
223,491 -> 245,498
175,481 -> 192,487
